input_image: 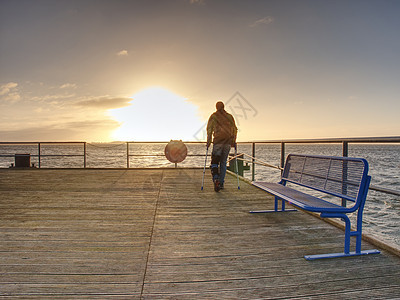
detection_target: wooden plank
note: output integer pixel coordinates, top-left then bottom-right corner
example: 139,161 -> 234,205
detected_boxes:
0,169 -> 161,297
144,169 -> 400,298
1,168 -> 400,298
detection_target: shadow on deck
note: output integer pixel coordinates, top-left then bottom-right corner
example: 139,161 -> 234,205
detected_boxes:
1,168 -> 400,299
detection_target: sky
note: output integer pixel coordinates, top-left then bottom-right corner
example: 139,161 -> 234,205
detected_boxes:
1,0 -> 400,142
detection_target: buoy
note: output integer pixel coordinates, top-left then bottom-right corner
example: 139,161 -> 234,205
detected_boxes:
164,140 -> 187,163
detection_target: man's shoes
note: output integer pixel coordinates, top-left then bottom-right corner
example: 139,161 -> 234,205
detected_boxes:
220,183 -> 224,190
214,179 -> 221,192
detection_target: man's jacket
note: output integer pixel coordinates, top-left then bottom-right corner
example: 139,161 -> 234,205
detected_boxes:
207,110 -> 237,145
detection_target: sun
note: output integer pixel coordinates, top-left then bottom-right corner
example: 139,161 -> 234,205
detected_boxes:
109,87 -> 204,141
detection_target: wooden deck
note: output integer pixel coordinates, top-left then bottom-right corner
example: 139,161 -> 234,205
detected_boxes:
1,168 -> 400,299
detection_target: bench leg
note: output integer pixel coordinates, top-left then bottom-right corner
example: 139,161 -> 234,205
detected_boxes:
304,212 -> 380,260
305,249 -> 381,260
342,214 -> 351,254
354,207 -> 364,253
250,196 -> 297,213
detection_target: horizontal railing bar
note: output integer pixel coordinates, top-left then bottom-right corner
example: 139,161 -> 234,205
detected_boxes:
2,154 -> 204,157
0,142 -> 85,145
369,185 -> 400,196
1,137 -> 399,145
227,154 -> 282,170
35,155 -> 84,157
126,141 -> 206,144
248,136 -> 400,144
128,154 -> 211,157
242,153 -> 282,170
128,154 -> 165,157
0,155 -> 83,157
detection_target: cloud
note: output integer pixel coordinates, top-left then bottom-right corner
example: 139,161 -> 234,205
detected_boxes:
0,82 -> 18,95
0,119 -> 119,142
348,96 -> 359,100
60,83 -> 77,89
34,107 -> 45,113
0,82 -> 21,102
75,97 -> 132,109
249,16 -> 274,28
0,81 -> 78,105
117,50 -> 128,56
189,0 -> 205,4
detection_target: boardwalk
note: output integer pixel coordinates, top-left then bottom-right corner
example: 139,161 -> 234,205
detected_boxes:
1,168 -> 400,299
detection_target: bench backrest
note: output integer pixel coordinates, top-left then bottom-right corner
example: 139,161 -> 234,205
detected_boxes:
282,154 -> 370,205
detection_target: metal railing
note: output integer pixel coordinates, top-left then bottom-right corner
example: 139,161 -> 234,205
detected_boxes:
1,136 -> 399,196
0,141 -> 87,168
243,136 -> 400,196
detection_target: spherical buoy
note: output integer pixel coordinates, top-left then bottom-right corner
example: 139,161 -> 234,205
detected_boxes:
164,140 -> 187,163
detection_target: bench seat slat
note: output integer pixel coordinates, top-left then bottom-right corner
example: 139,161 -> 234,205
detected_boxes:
253,181 -> 348,213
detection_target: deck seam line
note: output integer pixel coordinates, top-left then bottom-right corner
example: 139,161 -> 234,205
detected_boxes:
139,170 -> 164,299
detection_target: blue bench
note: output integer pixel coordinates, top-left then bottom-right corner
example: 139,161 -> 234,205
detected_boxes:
252,154 -> 380,260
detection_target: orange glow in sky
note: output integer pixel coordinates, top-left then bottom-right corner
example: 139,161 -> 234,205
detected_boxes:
1,0 -> 400,141
109,87 -> 203,141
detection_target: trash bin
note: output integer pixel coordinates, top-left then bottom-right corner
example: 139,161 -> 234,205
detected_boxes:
228,153 -> 250,176
15,154 -> 31,168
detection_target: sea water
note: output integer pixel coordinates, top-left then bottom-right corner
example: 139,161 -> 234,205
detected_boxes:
1,142 -> 399,248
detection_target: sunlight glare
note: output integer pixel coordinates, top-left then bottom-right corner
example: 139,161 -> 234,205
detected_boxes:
109,87 -> 203,141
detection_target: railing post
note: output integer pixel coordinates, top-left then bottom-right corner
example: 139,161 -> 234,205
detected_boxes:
83,142 -> 87,168
280,142 -> 285,171
342,141 -> 348,157
252,142 -> 255,181
38,142 -> 41,168
341,141 -> 349,207
127,142 -> 129,168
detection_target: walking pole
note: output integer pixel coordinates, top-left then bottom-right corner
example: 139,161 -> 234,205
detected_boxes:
234,144 -> 240,190
201,145 -> 209,190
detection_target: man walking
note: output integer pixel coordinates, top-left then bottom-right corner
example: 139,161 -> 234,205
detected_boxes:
206,101 -> 237,192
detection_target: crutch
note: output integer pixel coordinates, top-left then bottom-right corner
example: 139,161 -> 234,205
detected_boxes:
201,146 -> 209,190
234,144 -> 240,190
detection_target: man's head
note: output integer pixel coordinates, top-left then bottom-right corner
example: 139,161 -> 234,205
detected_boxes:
216,101 -> 224,111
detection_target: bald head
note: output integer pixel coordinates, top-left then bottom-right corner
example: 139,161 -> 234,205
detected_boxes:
216,101 -> 224,111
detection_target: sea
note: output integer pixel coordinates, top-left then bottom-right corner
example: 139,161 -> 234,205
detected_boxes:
1,142 -> 399,249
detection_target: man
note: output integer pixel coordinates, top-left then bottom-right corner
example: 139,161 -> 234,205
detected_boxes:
206,101 -> 237,192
